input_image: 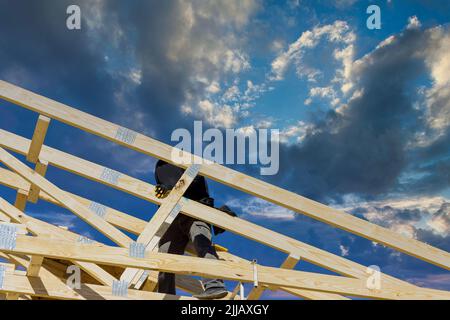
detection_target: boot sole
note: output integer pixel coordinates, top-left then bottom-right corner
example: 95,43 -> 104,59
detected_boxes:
194,291 -> 228,300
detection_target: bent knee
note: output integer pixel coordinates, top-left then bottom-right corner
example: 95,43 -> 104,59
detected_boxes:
189,221 -> 212,241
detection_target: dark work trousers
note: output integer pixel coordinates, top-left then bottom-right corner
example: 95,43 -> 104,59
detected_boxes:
157,214 -> 225,295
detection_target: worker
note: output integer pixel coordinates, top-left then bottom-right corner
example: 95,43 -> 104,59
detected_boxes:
154,160 -> 237,300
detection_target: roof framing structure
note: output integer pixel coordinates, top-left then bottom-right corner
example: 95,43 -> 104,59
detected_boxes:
0,80 -> 449,300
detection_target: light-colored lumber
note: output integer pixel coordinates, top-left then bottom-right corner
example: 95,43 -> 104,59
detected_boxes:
26,115 -> 50,164
14,189 -> 28,212
6,293 -> 20,300
1,81 -> 448,270
247,254 -> 300,300
26,255 -> 44,277
0,176 -> 201,292
1,81 -> 449,300
27,159 -> 48,203
2,235 -> 450,300
219,250 -> 348,300
0,197 -> 117,286
2,252 -> 102,286
0,167 -> 145,235
0,146 -> 133,248
0,166 -> 422,295
121,164 -> 201,286
0,210 -> 10,222
0,266 -> 194,300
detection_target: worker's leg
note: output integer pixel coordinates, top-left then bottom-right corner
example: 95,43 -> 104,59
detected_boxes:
188,220 -> 227,294
157,216 -> 189,294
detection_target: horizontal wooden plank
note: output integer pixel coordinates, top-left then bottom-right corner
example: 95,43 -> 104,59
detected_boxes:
0,167 -> 143,235
0,177 -> 336,298
121,164 -> 201,285
0,146 -> 133,248
1,80 -> 449,270
1,235 -> 450,300
0,196 -> 117,286
217,250 -> 349,301
0,268 -> 193,300
0,149 -> 423,292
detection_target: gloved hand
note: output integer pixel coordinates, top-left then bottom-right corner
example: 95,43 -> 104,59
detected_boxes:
213,205 -> 237,236
155,184 -> 171,199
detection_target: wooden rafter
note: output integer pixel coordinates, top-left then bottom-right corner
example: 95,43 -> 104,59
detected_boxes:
0,130 -> 430,291
1,80 -> 449,270
1,235 -> 450,300
0,79 -> 449,301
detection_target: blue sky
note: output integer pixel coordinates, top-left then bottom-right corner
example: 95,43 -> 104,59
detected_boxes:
0,0 -> 449,298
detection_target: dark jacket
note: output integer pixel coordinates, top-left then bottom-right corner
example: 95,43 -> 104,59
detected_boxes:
154,160 -> 211,201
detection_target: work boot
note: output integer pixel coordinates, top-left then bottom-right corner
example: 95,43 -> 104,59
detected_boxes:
194,286 -> 228,300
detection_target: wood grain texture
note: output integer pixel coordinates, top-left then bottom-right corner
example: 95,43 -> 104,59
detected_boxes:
0,165 -> 428,297
1,80 -> 449,270
0,130 -> 431,292
1,235 -> 450,300
26,115 -> 50,164
0,146 -> 132,248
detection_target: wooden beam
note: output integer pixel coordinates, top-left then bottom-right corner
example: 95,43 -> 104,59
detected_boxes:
26,256 -> 44,277
0,267 -> 194,300
0,197 -> 117,286
2,235 -> 450,300
0,210 -> 11,222
1,81 -> 448,270
0,168 -> 349,299
219,250 -> 348,300
0,166 -> 424,294
247,254 -> 300,300
1,181 -> 195,292
14,189 -> 28,212
5,293 -> 20,300
26,115 -> 50,164
121,164 -> 201,286
0,197 -> 444,301
3,253 -> 102,286
0,146 -> 133,248
27,159 -> 48,203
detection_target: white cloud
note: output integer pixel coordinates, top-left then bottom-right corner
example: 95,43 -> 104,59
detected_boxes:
29,211 -> 78,230
227,197 -> 296,220
162,0 -> 258,126
407,16 -> 422,30
206,81 -> 221,94
269,20 -> 356,112
338,195 -> 450,238
193,0 -> 260,28
339,244 -> 350,256
269,20 -> 356,81
222,85 -> 241,102
410,26 -> 450,147
280,121 -> 317,144
128,69 -> 142,85
198,100 -> 237,127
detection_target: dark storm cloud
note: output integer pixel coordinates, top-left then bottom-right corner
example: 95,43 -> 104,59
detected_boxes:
272,27 -> 447,202
1,0 -> 258,140
99,0 -> 259,141
0,0 -> 117,117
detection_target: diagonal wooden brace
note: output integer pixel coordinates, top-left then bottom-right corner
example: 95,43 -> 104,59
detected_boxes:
120,164 -> 202,288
